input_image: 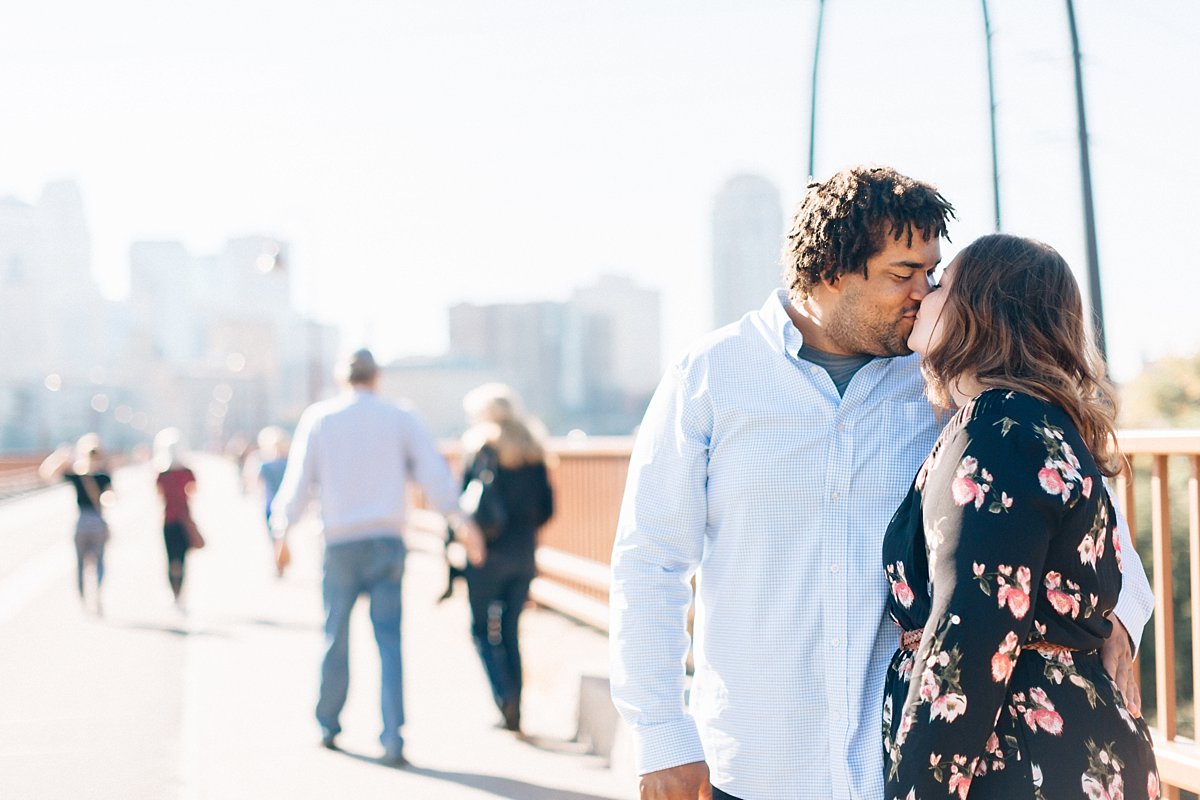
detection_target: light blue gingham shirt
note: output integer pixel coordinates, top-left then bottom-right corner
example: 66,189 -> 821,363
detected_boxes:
609,291 -> 1152,800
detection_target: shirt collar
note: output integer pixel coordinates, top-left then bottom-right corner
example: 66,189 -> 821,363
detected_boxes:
760,289 -> 805,358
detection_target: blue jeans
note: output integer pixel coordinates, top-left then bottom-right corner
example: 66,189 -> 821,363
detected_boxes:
317,536 -> 406,752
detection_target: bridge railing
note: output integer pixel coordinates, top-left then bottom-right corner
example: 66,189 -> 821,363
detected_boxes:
0,456 -> 46,500
1113,431 -> 1200,798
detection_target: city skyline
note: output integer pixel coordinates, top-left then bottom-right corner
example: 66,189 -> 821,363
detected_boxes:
2,1 -> 1197,383
0,179 -> 664,449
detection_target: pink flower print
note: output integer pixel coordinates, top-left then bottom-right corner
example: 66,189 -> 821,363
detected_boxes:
919,670 -> 938,702
999,584 -> 1031,619
1039,466 -> 1068,499
952,476 -> 979,506
973,562 -> 986,578
1082,775 -> 1108,800
1113,527 -> 1124,571
1148,770 -> 1161,799
1044,571 -> 1080,618
1079,534 -> 1098,568
890,562 -> 914,608
1082,475 -> 1093,498
959,455 -> 978,476
992,650 -> 1014,683
992,631 -> 1020,682
930,692 -> 968,723
1028,708 -> 1063,735
1047,589 -> 1080,618
948,769 -> 973,799
1016,566 -> 1031,589
897,711 -> 913,740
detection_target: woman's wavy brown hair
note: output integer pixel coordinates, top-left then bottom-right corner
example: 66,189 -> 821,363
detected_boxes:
923,233 -> 1121,476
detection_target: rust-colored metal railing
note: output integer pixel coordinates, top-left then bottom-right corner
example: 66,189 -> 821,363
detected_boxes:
0,456 -> 46,500
1114,431 -> 1200,798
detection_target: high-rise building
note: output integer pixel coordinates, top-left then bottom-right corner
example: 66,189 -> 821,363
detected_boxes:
445,275 -> 662,435
711,174 -> 784,329
127,236 -> 335,447
448,301 -> 567,429
0,181 -> 120,450
563,274 -> 661,431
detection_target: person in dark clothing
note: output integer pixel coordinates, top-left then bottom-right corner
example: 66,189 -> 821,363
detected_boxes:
459,383 -> 554,733
154,428 -> 198,609
39,433 -> 114,615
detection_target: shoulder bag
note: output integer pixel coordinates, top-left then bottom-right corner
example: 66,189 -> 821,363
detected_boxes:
459,446 -> 507,542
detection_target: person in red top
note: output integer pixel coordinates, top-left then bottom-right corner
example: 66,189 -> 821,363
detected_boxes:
154,428 -> 198,608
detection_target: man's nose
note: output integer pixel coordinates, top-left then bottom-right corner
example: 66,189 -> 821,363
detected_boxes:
910,274 -> 932,300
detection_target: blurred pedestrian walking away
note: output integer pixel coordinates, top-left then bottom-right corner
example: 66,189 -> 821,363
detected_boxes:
39,433 -> 114,615
255,426 -> 291,575
459,383 -> 554,734
154,428 -> 199,610
270,348 -> 483,766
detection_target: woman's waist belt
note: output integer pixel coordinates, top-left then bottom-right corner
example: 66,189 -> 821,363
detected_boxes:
898,626 -> 1076,656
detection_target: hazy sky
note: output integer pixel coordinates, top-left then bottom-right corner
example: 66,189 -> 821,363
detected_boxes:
3,0 -> 1196,381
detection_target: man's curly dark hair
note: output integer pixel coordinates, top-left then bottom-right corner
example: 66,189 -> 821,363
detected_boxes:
784,165 -> 956,301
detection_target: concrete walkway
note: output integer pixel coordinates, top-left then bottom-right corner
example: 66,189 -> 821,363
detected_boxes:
0,456 -> 636,799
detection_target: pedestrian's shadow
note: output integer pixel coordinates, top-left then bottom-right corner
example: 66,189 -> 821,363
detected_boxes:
512,732 -> 595,757
111,621 -> 233,639
405,765 -> 622,800
338,752 -> 621,800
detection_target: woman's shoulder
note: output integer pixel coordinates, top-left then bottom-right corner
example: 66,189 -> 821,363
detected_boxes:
962,388 -> 1073,434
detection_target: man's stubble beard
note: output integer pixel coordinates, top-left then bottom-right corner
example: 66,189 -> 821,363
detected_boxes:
825,295 -> 915,358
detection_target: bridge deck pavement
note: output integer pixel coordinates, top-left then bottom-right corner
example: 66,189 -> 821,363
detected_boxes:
0,455 -> 636,799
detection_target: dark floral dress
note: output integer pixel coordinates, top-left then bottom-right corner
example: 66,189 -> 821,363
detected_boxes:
882,389 -> 1159,799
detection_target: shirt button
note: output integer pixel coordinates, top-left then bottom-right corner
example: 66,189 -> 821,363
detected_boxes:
831,491 -> 841,501
831,710 -> 842,722
830,564 -> 840,574
831,638 -> 840,648
837,423 -> 845,432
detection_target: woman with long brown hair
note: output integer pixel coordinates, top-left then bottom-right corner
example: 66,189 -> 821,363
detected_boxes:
882,234 -> 1159,798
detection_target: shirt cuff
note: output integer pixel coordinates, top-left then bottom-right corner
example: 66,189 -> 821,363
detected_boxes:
630,717 -> 706,776
1113,586 -> 1152,657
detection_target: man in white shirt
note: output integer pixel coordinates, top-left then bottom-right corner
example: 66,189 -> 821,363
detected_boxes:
271,348 -> 482,766
609,166 -> 1153,800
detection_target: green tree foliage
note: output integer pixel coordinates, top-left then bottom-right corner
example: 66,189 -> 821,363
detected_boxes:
1119,352 -> 1200,428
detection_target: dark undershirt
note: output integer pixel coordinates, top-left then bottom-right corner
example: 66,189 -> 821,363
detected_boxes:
797,344 -> 875,397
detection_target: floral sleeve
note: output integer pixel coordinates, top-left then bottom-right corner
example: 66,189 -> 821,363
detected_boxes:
886,415 -> 1072,798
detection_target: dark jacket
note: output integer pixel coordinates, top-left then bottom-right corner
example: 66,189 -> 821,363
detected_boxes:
462,445 -> 553,567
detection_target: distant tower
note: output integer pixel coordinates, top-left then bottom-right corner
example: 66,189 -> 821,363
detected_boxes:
711,174 -> 784,328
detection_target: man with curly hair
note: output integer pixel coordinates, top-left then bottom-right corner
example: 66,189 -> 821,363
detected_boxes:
609,165 -> 1152,800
